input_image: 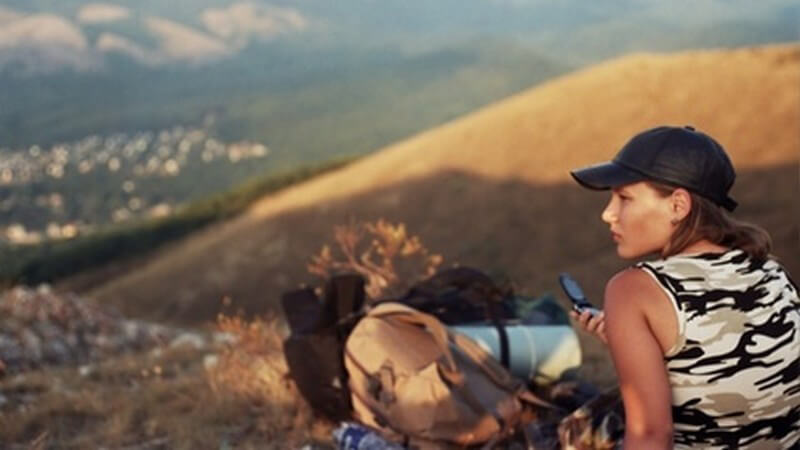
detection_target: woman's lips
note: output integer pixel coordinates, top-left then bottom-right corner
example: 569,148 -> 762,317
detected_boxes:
611,232 -> 621,241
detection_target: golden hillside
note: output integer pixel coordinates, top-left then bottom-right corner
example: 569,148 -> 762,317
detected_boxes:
84,44 -> 799,340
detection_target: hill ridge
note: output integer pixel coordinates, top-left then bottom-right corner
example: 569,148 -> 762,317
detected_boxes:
243,43 -> 799,221
84,44 -> 799,334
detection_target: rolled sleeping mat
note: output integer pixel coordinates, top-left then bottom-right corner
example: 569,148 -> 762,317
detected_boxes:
450,324 -> 582,384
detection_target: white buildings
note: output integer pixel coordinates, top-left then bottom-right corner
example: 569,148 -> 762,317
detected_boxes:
0,123 -> 270,245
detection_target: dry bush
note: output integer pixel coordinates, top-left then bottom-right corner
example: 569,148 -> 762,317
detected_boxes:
308,218 -> 443,299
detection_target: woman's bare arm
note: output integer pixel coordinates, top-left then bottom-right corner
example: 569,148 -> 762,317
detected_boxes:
604,268 -> 674,450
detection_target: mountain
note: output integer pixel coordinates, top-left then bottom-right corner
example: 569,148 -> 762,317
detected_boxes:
80,44 -> 799,336
1,0 -> 796,162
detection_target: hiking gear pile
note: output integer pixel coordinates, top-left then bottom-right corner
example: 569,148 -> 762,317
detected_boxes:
345,302 -> 553,447
282,267 -> 623,449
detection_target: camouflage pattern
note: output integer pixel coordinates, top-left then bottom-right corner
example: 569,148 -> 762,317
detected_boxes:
638,249 -> 800,449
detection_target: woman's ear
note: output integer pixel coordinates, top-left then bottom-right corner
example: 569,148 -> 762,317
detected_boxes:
670,188 -> 692,222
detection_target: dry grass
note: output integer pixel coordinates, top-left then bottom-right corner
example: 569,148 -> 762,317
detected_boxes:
0,317 -> 333,449
206,314 -> 323,447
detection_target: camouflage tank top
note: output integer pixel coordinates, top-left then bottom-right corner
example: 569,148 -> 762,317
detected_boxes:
637,249 -> 800,449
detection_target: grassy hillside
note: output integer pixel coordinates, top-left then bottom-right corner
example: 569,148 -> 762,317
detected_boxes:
82,44 -> 799,348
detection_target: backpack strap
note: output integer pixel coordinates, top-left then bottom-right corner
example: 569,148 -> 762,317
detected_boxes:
451,331 -> 559,411
343,345 -> 394,428
450,332 -> 516,388
485,302 -> 511,369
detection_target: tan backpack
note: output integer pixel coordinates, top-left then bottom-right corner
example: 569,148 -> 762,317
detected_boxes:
344,302 -> 555,449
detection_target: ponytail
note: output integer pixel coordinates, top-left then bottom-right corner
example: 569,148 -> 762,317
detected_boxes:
648,182 -> 773,261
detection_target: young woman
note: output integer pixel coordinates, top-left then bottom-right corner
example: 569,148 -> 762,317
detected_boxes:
569,125 -> 800,449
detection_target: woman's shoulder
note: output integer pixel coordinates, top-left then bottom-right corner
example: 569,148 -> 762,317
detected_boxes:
604,267 -> 680,354
604,267 -> 665,310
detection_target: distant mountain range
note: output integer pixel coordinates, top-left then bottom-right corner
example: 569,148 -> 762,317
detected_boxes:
2,1 -> 796,149
1,0 -> 796,74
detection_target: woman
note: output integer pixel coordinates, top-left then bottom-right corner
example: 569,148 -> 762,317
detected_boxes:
568,125 -> 800,449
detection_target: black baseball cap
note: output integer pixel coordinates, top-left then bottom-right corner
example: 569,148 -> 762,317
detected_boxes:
570,125 -> 738,211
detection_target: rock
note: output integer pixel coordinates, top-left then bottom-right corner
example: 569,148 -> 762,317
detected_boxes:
122,320 -> 141,341
42,338 -> 72,365
19,329 -> 42,362
203,354 -> 219,370
169,332 -> 206,350
212,331 -> 238,346
0,335 -> 23,367
78,365 -> 92,377
36,284 -> 52,295
144,323 -> 172,342
64,332 -> 78,348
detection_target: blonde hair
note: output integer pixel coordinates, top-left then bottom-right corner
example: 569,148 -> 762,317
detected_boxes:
648,182 -> 772,261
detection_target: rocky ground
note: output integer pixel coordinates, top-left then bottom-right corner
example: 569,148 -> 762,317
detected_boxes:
0,285 -> 222,377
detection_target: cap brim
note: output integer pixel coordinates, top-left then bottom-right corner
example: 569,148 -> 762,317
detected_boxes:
570,161 -> 646,190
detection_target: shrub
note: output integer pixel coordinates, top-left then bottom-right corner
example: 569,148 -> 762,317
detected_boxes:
307,218 -> 443,299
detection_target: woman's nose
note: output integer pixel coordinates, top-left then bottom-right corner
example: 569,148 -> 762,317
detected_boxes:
601,199 -> 616,224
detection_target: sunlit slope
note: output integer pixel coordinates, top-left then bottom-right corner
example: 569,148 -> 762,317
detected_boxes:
241,43 -> 799,217
86,44 -> 799,328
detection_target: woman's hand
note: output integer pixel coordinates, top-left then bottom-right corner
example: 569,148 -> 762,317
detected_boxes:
569,309 -> 607,344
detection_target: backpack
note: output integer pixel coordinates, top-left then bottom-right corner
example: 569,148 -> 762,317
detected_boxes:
282,274 -> 366,421
344,302 -> 556,448
394,266 -> 516,325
